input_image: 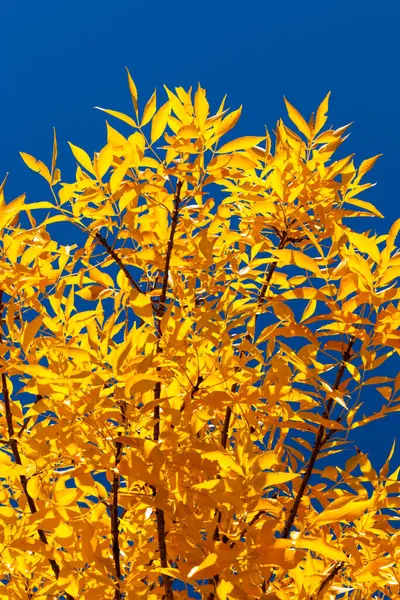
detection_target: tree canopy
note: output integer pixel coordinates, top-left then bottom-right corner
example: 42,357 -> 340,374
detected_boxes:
0,75 -> 399,600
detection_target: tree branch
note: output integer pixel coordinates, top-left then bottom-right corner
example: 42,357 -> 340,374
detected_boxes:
0,291 -> 74,600
313,561 -> 345,599
151,180 -> 183,600
111,437 -> 124,599
281,337 -> 355,539
94,231 -> 145,296
215,231 -> 291,544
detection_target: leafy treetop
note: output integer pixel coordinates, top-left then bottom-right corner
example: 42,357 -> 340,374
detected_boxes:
0,73 -> 399,600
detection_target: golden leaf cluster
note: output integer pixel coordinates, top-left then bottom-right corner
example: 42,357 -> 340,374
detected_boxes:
0,74 -> 398,600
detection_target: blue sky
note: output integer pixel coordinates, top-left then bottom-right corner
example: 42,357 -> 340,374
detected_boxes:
1,0 -> 399,466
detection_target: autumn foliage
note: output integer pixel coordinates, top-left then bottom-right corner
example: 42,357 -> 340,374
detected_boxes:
0,73 -> 399,600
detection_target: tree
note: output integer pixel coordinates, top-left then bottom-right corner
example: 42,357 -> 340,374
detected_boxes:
0,73 -> 399,600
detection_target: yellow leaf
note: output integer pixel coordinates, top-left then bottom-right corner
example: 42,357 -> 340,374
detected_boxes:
141,89 -> 157,127
151,101 -> 171,143
20,152 -> 52,183
26,477 -> 41,500
56,346 -> 96,362
76,285 -> 105,301
342,196 -> 384,218
96,144 -> 114,179
129,291 -> 154,320
110,160 -> 129,195
217,136 -> 265,154
126,374 -> 160,396
95,106 -> 137,128
217,580 -> 234,600
54,483 -> 79,506
301,299 -> 317,322
68,142 -> 94,174
314,92 -> 331,136
113,337 -> 133,375
271,249 -> 323,277
194,85 -> 209,130
284,98 -> 311,139
314,497 -> 372,525
358,154 -> 382,179
54,523 -> 74,539
188,553 -> 218,578
0,194 -> 26,231
212,107 -> 242,141
126,67 -> 138,114
203,451 -> 243,475
262,471 -> 299,487
51,127 -> 58,177
382,217 -> 400,265
252,451 -> 278,472
22,314 -> 43,353
89,266 -> 114,289
292,536 -> 348,562
17,364 -> 58,381
347,231 -> 380,263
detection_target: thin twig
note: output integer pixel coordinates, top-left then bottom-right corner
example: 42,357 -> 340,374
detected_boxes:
151,180 -> 183,600
111,436 -> 124,599
215,230 -> 291,542
313,561 -> 345,599
94,231 -> 144,296
281,336 -> 355,539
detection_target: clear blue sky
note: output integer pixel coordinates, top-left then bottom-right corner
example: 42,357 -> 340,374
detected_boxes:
1,0 -> 399,466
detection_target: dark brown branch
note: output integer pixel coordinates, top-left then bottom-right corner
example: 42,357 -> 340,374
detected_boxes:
220,231 -> 290,447
0,291 -> 74,600
215,231 -> 291,545
111,438 -> 123,600
313,561 -> 345,599
151,180 -> 183,600
281,337 -> 355,539
258,230 -> 289,303
220,406 -> 232,449
179,374 -> 204,413
95,231 -> 144,296
155,180 -> 183,323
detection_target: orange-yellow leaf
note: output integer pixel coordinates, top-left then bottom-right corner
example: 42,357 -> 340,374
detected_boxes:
20,153 -> 52,183
347,231 -> 380,263
292,536 -> 348,562
95,106 -> 137,128
314,498 -> 372,525
151,101 -> 171,143
126,67 -> 138,114
22,314 -> 43,353
68,143 -> 94,174
217,136 -> 265,154
141,89 -> 157,127
284,98 -> 311,139
188,553 -> 218,578
271,249 -> 323,277
358,154 -> 382,179
262,471 -> 299,487
314,92 -> 331,136
194,85 -> 209,130
217,580 -> 234,600
0,194 -> 26,231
